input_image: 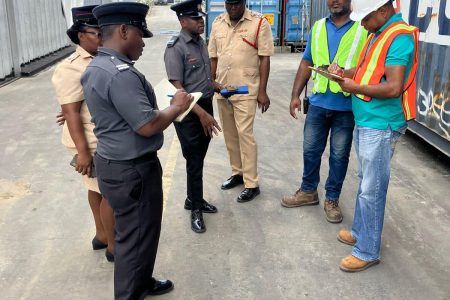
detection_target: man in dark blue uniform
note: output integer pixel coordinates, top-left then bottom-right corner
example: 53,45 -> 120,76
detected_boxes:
164,0 -> 222,233
81,2 -> 193,299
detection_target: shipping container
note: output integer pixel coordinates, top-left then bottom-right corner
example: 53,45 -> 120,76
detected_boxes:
247,0 -> 281,44
0,0 -> 136,80
309,0 -> 328,27
283,0 -> 309,45
397,0 -> 450,156
205,0 -> 281,44
0,0 -> 14,79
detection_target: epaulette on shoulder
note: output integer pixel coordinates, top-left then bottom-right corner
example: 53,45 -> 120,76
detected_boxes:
213,14 -> 225,23
167,35 -> 179,48
67,52 -> 80,63
109,56 -> 130,72
250,11 -> 264,18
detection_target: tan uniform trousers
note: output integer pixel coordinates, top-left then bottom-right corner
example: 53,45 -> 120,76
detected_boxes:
217,98 -> 258,188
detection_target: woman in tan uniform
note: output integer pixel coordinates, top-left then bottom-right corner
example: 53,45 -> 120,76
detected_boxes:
52,5 -> 115,261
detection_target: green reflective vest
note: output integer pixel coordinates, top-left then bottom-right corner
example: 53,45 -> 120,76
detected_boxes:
311,18 -> 368,96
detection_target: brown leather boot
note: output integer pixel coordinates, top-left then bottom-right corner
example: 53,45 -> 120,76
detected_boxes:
324,199 -> 343,223
281,190 -> 319,208
340,255 -> 380,272
337,230 -> 356,246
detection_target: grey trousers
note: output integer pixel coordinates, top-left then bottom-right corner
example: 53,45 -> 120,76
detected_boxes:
95,153 -> 163,300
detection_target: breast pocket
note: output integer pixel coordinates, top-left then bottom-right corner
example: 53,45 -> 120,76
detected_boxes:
214,33 -> 227,53
184,61 -> 202,85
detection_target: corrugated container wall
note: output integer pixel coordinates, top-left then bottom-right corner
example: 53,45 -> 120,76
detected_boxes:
0,0 -> 13,79
309,0 -> 328,27
206,0 -> 281,44
284,0 -> 310,44
0,0 -> 69,80
399,0 -> 450,147
0,0 -> 131,80
13,0 -> 69,66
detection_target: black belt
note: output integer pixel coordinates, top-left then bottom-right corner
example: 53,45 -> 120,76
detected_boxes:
96,152 -> 157,165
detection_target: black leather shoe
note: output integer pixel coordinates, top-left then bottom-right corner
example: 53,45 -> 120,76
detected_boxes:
92,237 -> 107,250
237,187 -> 260,203
191,209 -> 206,233
221,175 -> 244,190
184,198 -> 218,213
105,250 -> 114,262
147,278 -> 174,296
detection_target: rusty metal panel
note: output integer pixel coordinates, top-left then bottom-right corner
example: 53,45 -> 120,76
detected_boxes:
399,0 -> 450,145
0,0 -> 14,79
309,0 -> 328,27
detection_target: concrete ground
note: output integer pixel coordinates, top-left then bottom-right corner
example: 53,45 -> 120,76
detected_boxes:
1,6 -> 450,300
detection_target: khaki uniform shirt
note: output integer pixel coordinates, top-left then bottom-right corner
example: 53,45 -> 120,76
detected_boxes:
52,46 -> 97,149
208,9 -> 274,100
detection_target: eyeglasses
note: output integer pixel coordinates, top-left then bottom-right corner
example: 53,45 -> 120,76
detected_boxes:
82,31 -> 102,38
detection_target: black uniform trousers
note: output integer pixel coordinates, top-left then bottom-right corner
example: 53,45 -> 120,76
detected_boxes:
95,153 -> 163,300
173,97 -> 213,210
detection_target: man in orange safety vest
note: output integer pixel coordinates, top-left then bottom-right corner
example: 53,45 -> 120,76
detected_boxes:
329,0 -> 419,272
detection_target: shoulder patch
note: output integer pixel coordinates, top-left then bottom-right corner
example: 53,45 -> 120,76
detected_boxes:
167,35 -> 179,48
109,56 -> 130,72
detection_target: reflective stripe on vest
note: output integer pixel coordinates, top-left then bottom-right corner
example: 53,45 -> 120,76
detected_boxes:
311,18 -> 367,96
353,21 -> 419,120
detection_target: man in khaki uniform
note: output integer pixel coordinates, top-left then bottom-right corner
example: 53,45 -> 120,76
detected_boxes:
208,0 -> 274,202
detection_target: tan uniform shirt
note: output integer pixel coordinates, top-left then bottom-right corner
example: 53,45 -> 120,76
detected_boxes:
52,46 -> 97,150
208,9 -> 274,100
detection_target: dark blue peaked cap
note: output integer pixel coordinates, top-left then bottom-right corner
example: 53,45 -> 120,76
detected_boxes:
71,5 -> 98,26
67,5 -> 98,44
93,2 -> 153,38
170,0 -> 206,18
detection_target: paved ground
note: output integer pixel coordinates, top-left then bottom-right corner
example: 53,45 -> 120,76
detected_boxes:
1,6 -> 450,300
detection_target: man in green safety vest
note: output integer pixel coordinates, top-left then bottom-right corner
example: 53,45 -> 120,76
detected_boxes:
281,0 -> 367,224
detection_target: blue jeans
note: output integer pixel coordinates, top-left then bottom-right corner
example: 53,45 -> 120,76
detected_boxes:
300,104 -> 355,200
351,125 -> 405,261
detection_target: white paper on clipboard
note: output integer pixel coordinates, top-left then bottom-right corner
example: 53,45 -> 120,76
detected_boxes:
153,78 -> 202,122
308,66 -> 344,82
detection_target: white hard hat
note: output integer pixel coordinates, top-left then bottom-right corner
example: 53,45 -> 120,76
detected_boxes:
350,0 -> 392,21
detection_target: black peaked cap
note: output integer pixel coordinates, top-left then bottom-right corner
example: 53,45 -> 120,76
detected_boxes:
93,2 -> 153,38
170,0 -> 206,18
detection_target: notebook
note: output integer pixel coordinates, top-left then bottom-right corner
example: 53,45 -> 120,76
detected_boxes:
153,78 -> 202,122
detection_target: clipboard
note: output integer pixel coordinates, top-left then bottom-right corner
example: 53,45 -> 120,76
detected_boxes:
308,66 -> 344,82
153,79 -> 202,122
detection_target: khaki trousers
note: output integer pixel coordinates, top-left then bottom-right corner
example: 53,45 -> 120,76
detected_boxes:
217,98 -> 258,188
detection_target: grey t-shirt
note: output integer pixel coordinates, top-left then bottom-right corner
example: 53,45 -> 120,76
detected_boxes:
81,48 -> 163,160
164,30 -> 214,99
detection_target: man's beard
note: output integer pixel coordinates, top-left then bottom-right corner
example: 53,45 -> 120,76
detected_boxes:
330,7 -> 350,17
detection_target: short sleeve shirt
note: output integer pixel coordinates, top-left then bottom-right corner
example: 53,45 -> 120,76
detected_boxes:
208,9 -> 274,100
52,46 -> 97,149
302,16 -> 356,111
164,29 -> 214,98
81,48 -> 163,160
352,13 -> 415,130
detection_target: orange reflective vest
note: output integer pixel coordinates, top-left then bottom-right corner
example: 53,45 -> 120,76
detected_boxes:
353,21 -> 419,121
